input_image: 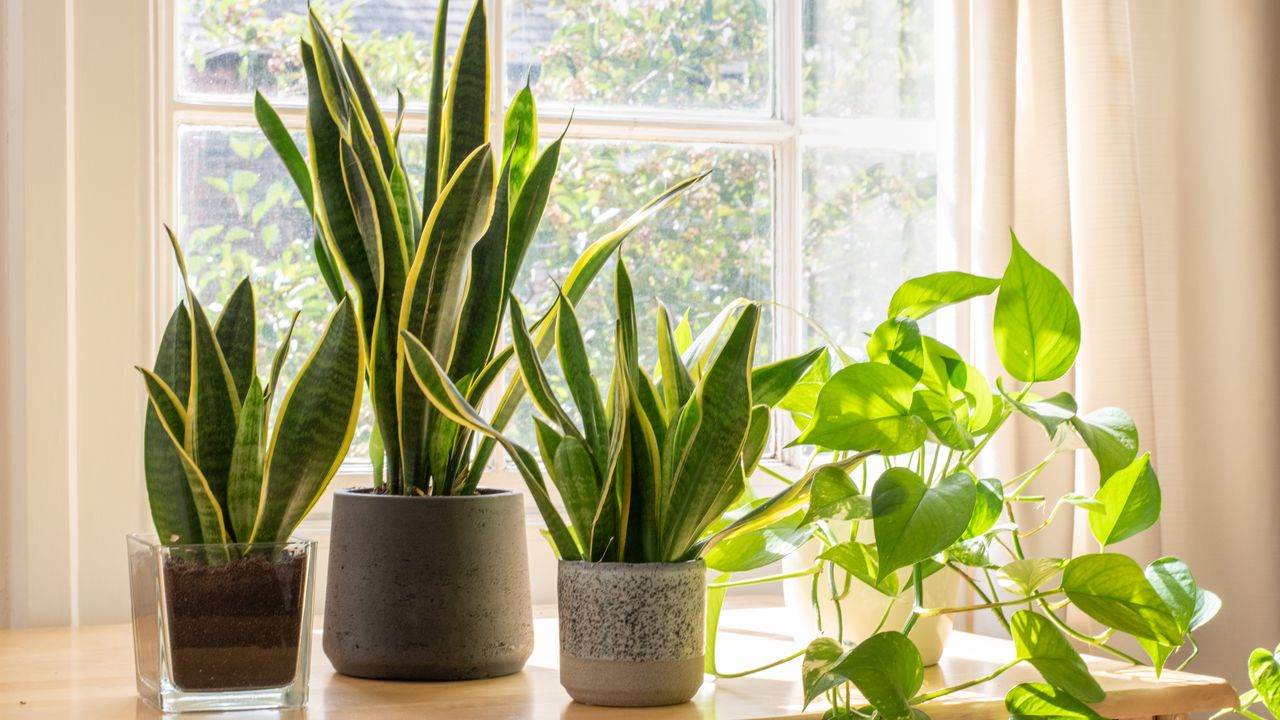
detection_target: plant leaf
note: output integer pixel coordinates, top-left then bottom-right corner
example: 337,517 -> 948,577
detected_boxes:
1071,407 -> 1139,484
503,84 -> 538,201
1089,453 -> 1160,548
656,303 -> 695,418
421,0 -> 448,213
796,362 -> 926,455
449,145 -> 513,385
470,172 -> 709,475
1005,682 -> 1104,720
663,304 -> 759,560
1060,553 -> 1182,644
1006,390 -> 1077,440
1190,588 -> 1221,632
998,558 -> 1065,597
226,377 -> 265,543
993,231 -> 1080,382
301,41 -> 377,330
751,347 -> 826,408
833,631 -> 924,720
552,435 -> 606,557
255,91 -> 313,214
398,143 -> 496,487
819,541 -> 900,596
696,451 -> 876,557
167,229 -> 239,520
1012,610 -> 1106,703
213,277 -> 256,404
556,293 -> 608,459
867,318 -> 924,381
802,637 -> 848,708
139,366 -> 229,550
802,466 -> 872,525
1249,645 -> 1280,717
441,0 -> 489,182
704,509 -> 812,573
252,300 -> 363,543
399,328 -> 581,560
141,304 -> 200,544
964,476 -> 1004,539
888,271 -> 1000,320
873,469 -> 976,580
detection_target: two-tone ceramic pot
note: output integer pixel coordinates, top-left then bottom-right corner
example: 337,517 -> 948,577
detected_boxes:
557,560 -> 705,707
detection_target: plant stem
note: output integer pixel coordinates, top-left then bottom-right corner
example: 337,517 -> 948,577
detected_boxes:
1177,635 -> 1200,671
901,563 -> 925,636
915,590 -> 1063,617
1021,498 -> 1065,538
872,596 -> 898,635
948,562 -> 1011,633
758,463 -> 796,485
909,658 -> 1021,704
1006,450 -> 1059,497
981,567 -> 1013,632
1038,602 -> 1145,665
713,646 -> 807,679
707,565 -> 820,589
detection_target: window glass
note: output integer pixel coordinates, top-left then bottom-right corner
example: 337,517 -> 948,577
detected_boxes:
177,0 -> 460,104
802,146 -> 937,348
802,0 -> 935,119
505,140 -> 774,446
174,125 -> 431,456
506,0 -> 772,113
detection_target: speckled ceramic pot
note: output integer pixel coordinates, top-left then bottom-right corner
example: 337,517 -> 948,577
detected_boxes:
557,560 -> 705,707
323,488 -> 533,680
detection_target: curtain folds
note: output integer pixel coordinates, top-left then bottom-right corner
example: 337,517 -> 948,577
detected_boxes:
945,0 -> 1280,685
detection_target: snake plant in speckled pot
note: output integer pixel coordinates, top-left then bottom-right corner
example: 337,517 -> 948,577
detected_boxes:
401,257 -> 873,707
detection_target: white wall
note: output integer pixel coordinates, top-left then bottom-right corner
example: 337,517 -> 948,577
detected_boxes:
2,0 -> 155,628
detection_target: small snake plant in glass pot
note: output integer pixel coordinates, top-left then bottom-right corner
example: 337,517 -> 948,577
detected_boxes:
129,232 -> 362,712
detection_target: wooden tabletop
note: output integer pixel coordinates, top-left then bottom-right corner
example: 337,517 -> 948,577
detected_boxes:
0,601 -> 1237,719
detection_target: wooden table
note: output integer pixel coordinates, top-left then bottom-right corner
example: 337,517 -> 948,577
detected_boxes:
0,601 -> 1237,719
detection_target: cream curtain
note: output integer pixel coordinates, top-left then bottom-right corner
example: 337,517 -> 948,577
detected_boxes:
941,0 -> 1280,685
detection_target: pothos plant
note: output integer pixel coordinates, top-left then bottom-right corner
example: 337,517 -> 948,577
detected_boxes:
705,232 -> 1221,720
256,0 -> 704,496
397,257 -> 870,563
138,231 -> 363,557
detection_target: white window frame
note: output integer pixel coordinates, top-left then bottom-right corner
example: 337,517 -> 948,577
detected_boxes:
154,0 -> 944,604
0,0 -> 947,627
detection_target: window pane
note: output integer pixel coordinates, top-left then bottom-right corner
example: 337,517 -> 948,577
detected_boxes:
802,146 -> 937,347
504,140 -> 774,446
177,0 -> 460,104
176,125 -> 402,459
802,0 -> 935,119
505,0 -> 771,113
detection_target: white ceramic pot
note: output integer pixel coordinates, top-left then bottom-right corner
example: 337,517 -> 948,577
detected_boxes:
781,521 -> 959,666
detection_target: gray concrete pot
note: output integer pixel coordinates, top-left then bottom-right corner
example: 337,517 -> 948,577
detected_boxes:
323,488 -> 533,680
558,560 -> 705,707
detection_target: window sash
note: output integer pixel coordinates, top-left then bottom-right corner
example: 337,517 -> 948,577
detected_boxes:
158,0 -> 945,485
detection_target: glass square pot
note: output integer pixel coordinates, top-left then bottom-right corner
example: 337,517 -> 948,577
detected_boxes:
126,534 -> 316,712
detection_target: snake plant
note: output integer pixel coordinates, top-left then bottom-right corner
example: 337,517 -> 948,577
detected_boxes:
139,231 -> 363,555
257,0 -> 703,496
400,258 -> 873,562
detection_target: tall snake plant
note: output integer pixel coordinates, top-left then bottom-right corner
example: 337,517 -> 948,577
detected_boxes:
400,258 -> 876,562
139,231 -> 363,556
257,0 -> 704,495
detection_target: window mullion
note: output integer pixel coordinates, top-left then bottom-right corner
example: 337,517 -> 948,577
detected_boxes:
773,0 -> 805,461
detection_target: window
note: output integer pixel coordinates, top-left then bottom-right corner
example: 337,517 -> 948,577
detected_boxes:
165,0 -> 940,471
